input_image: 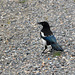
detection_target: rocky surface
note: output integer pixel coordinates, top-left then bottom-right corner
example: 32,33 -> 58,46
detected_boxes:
0,0 -> 75,75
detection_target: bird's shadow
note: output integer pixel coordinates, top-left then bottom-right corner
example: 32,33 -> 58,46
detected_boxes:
41,50 -> 63,57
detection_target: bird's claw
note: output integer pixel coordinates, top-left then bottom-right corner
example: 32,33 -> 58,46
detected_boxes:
42,51 -> 47,54
41,51 -> 47,56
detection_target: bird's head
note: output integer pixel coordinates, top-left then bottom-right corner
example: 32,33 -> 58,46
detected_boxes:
37,21 -> 49,26
37,21 -> 52,28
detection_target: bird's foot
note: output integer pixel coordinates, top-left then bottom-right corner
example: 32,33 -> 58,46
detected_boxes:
41,51 -> 47,56
42,51 -> 47,54
41,49 -> 46,54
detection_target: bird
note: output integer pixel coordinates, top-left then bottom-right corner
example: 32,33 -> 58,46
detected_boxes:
38,21 -> 63,53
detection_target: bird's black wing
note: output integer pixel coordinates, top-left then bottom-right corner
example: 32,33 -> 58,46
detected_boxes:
43,35 -> 63,51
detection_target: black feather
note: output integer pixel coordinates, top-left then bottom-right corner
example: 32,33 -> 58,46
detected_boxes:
38,21 -> 63,52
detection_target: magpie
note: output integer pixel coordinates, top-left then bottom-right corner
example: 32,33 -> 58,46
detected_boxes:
38,21 -> 63,53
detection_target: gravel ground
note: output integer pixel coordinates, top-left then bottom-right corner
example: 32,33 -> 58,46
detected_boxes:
0,0 -> 75,75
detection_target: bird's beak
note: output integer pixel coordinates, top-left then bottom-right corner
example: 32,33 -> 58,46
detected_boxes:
37,22 -> 41,24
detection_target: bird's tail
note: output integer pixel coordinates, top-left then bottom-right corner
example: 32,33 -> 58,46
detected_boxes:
51,43 -> 63,51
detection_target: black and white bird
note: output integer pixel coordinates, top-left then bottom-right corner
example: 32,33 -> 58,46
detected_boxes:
38,21 -> 63,53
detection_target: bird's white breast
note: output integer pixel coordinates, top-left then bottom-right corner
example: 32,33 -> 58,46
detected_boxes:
41,38 -> 46,45
40,32 -> 47,45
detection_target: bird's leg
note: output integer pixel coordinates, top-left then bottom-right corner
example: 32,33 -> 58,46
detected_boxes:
42,45 -> 47,53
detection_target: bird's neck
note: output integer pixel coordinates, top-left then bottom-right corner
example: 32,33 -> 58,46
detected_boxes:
41,27 -> 53,36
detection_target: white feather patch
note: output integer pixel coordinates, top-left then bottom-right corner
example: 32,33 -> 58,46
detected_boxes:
41,32 -> 46,37
41,38 -> 46,45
